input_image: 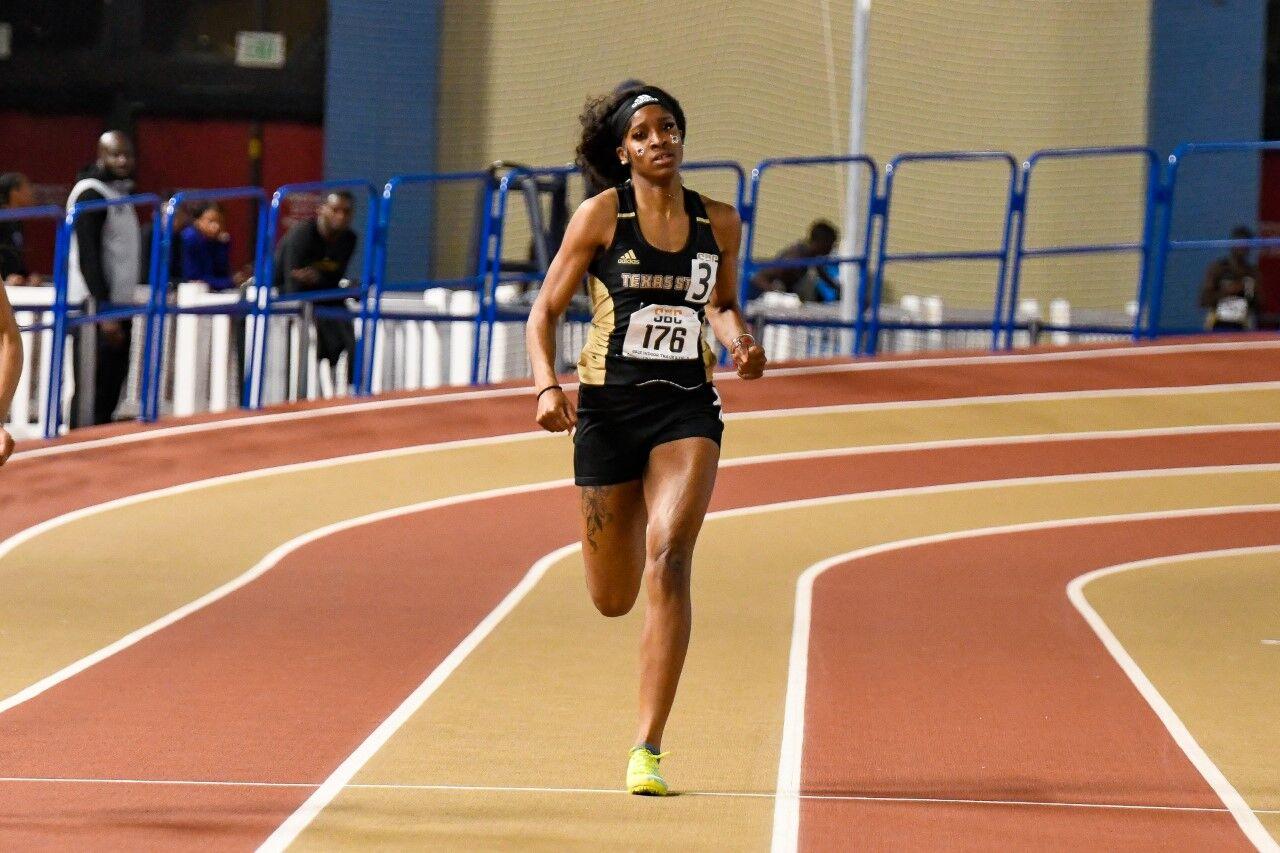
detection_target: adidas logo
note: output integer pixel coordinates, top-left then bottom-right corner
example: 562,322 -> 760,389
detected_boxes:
618,249 -> 640,265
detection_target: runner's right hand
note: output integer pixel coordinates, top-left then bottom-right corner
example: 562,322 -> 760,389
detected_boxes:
535,388 -> 577,434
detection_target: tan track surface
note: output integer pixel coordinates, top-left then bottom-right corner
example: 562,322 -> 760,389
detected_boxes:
1082,551 -> 1280,840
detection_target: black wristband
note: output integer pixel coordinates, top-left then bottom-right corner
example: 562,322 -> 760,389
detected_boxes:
536,384 -> 562,400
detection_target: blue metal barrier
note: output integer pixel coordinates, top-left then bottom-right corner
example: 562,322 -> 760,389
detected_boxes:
481,164 -> 577,384
1,205 -> 67,438
246,180 -> 379,408
868,151 -> 1019,354
139,187 -> 269,420
1148,140 -> 1280,337
1009,146 -> 1160,347
364,170 -> 495,393
741,155 -> 879,353
45,193 -> 163,438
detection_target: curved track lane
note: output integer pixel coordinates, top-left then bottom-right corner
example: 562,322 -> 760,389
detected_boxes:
0,459 -> 1274,848
794,513 -> 1280,851
7,389 -> 1277,709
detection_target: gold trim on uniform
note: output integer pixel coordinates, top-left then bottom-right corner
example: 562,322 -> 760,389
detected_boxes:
577,275 -> 615,385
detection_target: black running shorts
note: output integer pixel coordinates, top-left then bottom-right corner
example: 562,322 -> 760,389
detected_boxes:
573,382 -> 724,486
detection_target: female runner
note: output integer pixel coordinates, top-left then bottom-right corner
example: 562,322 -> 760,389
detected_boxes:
525,84 -> 766,795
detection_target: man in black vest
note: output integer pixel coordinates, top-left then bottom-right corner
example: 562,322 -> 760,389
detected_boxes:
68,131 -> 141,425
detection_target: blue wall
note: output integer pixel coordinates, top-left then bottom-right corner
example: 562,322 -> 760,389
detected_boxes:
326,0 -> 441,284
1149,0 -> 1266,330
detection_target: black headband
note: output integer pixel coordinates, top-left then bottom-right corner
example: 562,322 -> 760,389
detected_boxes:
609,90 -> 681,143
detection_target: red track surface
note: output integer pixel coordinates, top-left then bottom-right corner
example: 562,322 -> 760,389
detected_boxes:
801,513 -> 1280,851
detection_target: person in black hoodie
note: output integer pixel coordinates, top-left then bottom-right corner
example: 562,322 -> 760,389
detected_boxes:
273,190 -> 358,387
66,131 -> 142,426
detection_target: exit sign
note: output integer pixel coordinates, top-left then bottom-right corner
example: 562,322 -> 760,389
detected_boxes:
235,31 -> 286,68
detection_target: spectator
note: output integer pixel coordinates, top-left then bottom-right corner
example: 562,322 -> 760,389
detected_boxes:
67,130 -> 142,426
274,190 -> 358,385
1200,225 -> 1259,331
0,282 -> 20,464
750,219 -> 840,302
180,202 -> 243,291
0,172 -> 42,286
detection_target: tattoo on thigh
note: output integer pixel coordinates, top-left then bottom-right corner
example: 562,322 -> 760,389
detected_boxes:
581,486 -> 614,553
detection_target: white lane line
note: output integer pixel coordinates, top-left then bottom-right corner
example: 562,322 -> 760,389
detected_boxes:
265,485 -> 1280,852
2,382 -> 1271,719
728,380 -> 1280,421
3,452 -> 1278,720
756,337 -> 1280,380
11,338 -> 1279,462
0,478 -> 572,718
3,776 -> 1278,816
6,382 -> 1276,565
0,430 -> 549,564
1069,546 -> 1280,853
5,458 -> 1278,725
259,541 -> 578,851
772,515 -> 1280,853
720,421 -> 1280,470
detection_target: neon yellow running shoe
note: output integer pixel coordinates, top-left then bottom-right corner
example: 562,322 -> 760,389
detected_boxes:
627,746 -> 671,796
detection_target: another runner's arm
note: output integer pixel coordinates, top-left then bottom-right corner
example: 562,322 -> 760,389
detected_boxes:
525,191 -> 615,432
704,199 -> 766,380
0,284 -> 22,465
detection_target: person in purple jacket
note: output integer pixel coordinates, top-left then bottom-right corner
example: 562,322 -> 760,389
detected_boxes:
179,202 -> 242,291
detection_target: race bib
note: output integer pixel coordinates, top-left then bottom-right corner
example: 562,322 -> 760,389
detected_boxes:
623,304 -> 701,360
686,254 -> 717,306
1216,296 -> 1248,324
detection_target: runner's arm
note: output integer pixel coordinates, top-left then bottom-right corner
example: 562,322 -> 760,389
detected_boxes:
525,192 -> 614,431
0,284 -> 23,465
704,200 -> 766,379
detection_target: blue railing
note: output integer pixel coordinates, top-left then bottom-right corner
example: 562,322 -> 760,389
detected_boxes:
1009,146 -> 1160,346
869,151 -> 1020,355
1148,140 -> 1280,338
139,186 -> 269,420
364,170 -> 494,393
741,155 -> 879,353
6,139 -> 1273,437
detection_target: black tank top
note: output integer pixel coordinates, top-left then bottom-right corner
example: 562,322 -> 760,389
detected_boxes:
578,180 -> 721,388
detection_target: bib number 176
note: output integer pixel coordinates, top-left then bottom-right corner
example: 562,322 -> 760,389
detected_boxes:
641,323 -> 687,353
622,304 -> 700,360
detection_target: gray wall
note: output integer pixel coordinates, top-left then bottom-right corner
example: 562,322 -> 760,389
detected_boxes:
326,0 -> 441,284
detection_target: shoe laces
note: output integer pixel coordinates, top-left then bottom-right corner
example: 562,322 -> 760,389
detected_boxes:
630,746 -> 669,773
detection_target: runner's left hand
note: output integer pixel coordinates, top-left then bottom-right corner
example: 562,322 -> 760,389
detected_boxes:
734,342 -> 766,380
